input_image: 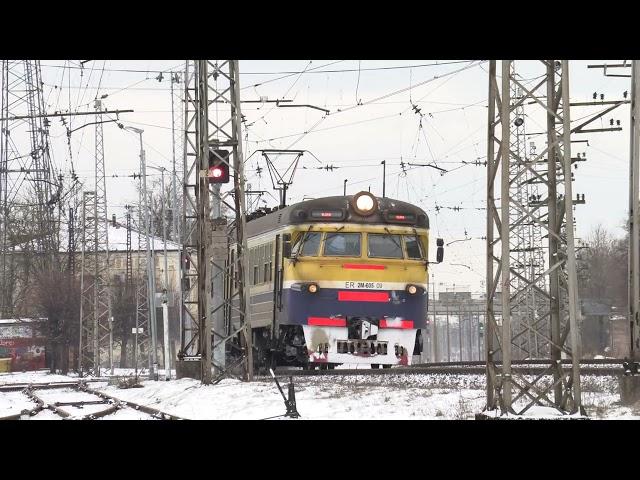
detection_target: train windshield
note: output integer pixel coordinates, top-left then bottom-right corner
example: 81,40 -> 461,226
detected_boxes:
404,235 -> 424,259
324,233 -> 361,257
368,233 -> 403,258
292,231 -> 322,256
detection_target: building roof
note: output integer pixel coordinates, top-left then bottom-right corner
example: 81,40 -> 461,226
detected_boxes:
106,222 -> 180,252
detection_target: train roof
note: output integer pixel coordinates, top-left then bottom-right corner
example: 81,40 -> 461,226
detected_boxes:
246,194 -> 429,237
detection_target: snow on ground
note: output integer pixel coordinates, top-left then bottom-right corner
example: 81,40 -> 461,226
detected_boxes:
0,391 -> 35,417
2,370 -> 640,419
90,373 -> 640,420
0,370 -> 80,384
22,409 -> 60,420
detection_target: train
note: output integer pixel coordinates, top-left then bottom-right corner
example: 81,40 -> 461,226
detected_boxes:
228,190 -> 444,370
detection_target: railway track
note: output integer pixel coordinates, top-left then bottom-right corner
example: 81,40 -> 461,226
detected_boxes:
0,379 -> 109,393
272,359 -> 626,377
0,381 -> 184,420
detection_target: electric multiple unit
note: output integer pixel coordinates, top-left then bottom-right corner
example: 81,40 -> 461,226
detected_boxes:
227,191 -> 443,370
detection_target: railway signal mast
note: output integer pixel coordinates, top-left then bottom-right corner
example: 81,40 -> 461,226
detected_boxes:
177,60 -> 252,384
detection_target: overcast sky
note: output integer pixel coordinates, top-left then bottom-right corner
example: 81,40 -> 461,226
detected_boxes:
30,60 -> 633,293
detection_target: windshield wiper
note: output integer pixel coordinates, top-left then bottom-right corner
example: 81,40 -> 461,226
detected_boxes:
384,227 -> 403,251
291,226 -> 313,266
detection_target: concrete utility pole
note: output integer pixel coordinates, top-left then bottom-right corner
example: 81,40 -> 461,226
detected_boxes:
148,165 -> 171,380
431,273 -> 438,362
177,60 -> 252,384
485,60 -> 584,416
446,299 -> 451,361
162,289 -> 170,380
211,182 -> 227,374
629,61 -> 640,362
582,61 -> 639,401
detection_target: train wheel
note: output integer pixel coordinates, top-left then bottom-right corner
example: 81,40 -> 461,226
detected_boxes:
382,364 -> 391,369
328,363 -> 336,370
371,364 -> 379,369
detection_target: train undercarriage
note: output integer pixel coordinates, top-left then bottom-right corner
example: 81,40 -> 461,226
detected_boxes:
233,319 -> 423,373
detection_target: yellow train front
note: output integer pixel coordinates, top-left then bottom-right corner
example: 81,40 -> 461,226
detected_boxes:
241,191 -> 433,369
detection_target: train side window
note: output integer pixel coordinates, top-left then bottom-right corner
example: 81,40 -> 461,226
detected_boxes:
253,265 -> 259,285
368,233 -> 403,259
404,235 -> 424,260
263,262 -> 270,283
259,244 -> 266,284
323,232 -> 361,257
292,231 -> 322,256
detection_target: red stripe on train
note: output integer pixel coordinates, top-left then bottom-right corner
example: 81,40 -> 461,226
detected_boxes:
380,319 -> 414,329
337,291 -> 389,302
308,317 -> 347,327
342,263 -> 386,270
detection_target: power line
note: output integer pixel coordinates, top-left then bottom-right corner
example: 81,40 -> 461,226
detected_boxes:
39,60 -> 472,76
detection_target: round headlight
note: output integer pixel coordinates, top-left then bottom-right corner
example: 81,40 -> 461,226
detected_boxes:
356,194 -> 374,211
352,191 -> 377,216
407,285 -> 417,295
308,283 -> 318,293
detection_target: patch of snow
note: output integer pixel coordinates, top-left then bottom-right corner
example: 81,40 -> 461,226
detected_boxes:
0,370 -> 79,384
22,409 -> 59,420
0,391 -> 35,417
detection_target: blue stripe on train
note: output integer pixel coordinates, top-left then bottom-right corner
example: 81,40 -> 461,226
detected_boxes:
280,288 -> 428,328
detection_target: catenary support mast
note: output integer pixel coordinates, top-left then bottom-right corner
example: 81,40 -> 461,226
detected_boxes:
178,60 -> 252,383
485,60 -> 583,415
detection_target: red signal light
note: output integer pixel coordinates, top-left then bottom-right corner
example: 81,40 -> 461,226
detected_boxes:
208,149 -> 230,183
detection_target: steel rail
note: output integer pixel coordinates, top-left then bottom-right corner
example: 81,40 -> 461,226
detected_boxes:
0,382 -> 182,420
80,384 -> 185,420
271,364 -> 624,377
0,379 -> 108,393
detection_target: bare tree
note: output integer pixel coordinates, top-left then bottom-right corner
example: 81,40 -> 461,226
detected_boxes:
32,269 -> 80,374
577,224 -> 627,308
110,275 -> 136,368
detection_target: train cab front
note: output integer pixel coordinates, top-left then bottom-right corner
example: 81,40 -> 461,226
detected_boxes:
279,191 -> 431,368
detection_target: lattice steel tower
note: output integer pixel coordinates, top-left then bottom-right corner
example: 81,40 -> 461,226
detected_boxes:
0,60 -> 56,317
78,100 -> 114,376
171,70 -> 184,243
178,60 -> 252,384
508,65 -> 547,360
485,60 -> 584,416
